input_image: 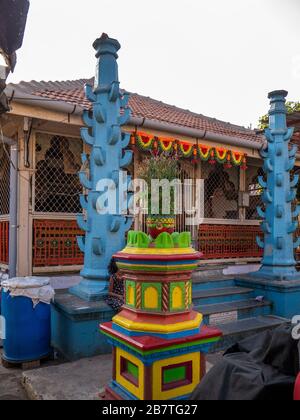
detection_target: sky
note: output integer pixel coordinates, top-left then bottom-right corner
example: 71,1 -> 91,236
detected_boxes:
7,0 -> 300,128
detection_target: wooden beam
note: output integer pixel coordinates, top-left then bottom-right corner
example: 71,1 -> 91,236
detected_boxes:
33,120 -> 81,138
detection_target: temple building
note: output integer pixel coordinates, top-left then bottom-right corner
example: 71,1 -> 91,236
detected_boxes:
0,78 -> 299,277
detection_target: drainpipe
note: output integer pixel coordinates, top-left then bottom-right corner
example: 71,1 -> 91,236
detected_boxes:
129,117 -> 265,152
4,85 -> 83,117
3,136 -> 18,278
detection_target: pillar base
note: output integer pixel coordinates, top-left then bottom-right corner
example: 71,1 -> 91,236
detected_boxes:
51,292 -> 114,361
69,279 -> 109,302
100,322 -> 221,401
236,274 -> 300,319
251,265 -> 300,282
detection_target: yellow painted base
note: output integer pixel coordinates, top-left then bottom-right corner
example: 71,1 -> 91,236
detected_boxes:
152,352 -> 200,400
116,348 -> 145,400
113,312 -> 203,334
120,247 -> 198,256
114,347 -> 201,400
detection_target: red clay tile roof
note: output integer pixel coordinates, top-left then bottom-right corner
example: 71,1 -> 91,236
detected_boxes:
8,78 -> 263,145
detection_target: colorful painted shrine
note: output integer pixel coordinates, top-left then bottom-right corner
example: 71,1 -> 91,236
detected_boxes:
100,231 -> 222,400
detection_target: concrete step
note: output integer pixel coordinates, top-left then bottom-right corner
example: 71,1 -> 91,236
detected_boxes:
192,276 -> 236,291
193,266 -> 227,279
195,299 -> 273,324
209,315 -> 289,353
192,286 -> 254,306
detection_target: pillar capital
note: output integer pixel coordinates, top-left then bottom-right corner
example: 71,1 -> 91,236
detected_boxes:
93,33 -> 121,59
93,33 -> 121,89
268,90 -> 288,131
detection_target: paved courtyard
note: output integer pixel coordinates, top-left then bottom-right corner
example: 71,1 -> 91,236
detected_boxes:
0,350 -> 27,400
0,346 -> 222,400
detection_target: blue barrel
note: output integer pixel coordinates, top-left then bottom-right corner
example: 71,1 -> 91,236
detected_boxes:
1,289 -> 51,363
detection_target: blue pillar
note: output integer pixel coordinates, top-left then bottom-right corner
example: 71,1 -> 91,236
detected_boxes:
254,90 -> 299,280
70,34 -> 133,301
51,35 -> 133,360
237,91 -> 300,319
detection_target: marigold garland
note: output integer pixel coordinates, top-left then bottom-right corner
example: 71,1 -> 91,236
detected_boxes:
179,142 -> 193,157
136,134 -> 154,151
231,151 -> 243,166
198,145 -> 211,161
133,132 -> 247,169
215,148 -> 228,164
159,139 -> 173,153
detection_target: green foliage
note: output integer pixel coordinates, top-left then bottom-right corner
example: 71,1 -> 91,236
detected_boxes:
259,102 -> 300,129
136,153 -> 181,215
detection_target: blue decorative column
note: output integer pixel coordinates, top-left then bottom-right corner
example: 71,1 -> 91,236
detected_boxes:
51,35 -> 134,360
254,90 -> 299,280
70,33 -> 133,301
237,91 -> 300,319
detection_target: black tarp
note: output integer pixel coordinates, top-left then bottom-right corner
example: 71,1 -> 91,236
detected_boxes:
191,325 -> 300,401
0,0 -> 29,56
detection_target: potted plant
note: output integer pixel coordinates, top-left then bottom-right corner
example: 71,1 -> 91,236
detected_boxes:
136,153 -> 180,238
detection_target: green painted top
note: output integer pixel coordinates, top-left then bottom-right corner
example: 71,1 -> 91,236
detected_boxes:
126,231 -> 192,249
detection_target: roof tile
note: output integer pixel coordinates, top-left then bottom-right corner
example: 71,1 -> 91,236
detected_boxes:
8,78 -> 263,145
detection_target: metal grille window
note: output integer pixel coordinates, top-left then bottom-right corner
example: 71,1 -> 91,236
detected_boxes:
202,162 -> 239,220
175,162 -> 196,234
0,144 -> 10,215
246,165 -> 264,220
34,134 -> 83,214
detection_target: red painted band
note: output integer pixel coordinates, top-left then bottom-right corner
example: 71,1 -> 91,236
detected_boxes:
100,322 -> 222,352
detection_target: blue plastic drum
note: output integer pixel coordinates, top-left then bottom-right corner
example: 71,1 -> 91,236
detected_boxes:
1,290 -> 51,363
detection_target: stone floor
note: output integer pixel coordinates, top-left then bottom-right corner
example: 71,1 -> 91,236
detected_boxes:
0,350 -> 27,400
0,350 -> 222,400
0,349 -> 222,400
23,353 -> 113,400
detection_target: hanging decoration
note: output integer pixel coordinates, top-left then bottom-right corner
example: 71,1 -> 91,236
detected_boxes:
192,146 -> 198,165
224,153 -> 233,169
131,132 -> 247,169
208,149 -> 216,165
231,151 -> 244,166
241,155 -> 248,171
159,139 -> 173,153
136,133 -> 154,151
198,145 -> 211,161
215,148 -> 228,164
179,142 -> 194,158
